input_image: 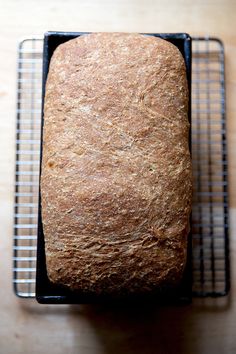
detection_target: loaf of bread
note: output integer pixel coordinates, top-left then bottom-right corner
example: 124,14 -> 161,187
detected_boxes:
41,33 -> 192,297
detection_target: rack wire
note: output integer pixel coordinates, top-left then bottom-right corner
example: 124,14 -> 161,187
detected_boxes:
191,38 -> 229,296
13,37 -> 230,298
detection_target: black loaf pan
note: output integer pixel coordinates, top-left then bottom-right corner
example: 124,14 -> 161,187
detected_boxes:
36,32 -> 192,304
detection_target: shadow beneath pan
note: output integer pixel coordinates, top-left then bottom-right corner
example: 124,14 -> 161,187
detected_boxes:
68,303 -> 194,354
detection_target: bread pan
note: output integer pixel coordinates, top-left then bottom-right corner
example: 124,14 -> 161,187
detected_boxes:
36,31 -> 192,304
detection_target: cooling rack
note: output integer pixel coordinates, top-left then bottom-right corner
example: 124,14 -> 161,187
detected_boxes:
13,36 -> 230,298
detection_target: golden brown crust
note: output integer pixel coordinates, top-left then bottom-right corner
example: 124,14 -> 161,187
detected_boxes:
41,33 -> 192,296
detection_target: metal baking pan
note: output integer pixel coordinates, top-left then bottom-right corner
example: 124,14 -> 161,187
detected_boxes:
36,31 -> 192,304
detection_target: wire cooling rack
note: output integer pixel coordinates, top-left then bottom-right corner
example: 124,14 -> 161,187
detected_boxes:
13,37 -> 230,298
